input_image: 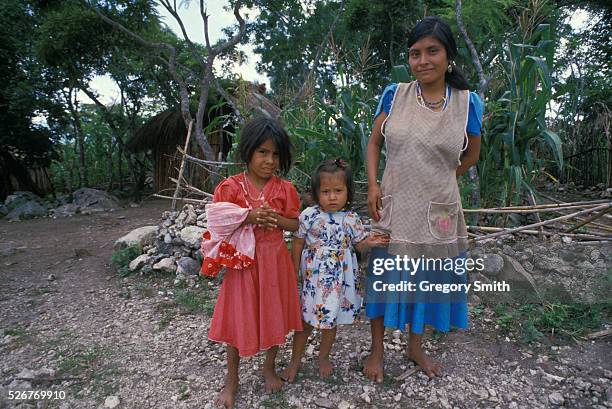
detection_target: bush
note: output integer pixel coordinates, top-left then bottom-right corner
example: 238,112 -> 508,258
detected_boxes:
110,245 -> 141,277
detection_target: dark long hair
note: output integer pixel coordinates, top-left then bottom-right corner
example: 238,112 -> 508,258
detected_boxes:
236,116 -> 293,174
407,16 -> 470,90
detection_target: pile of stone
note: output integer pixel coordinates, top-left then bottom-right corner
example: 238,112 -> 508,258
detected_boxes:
1,188 -> 121,221
117,203 -> 210,287
469,236 -> 610,304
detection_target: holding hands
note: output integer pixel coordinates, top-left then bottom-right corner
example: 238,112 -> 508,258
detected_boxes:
247,203 -> 279,229
355,232 -> 389,253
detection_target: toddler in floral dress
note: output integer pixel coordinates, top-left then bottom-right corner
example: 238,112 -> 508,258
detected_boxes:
282,158 -> 388,380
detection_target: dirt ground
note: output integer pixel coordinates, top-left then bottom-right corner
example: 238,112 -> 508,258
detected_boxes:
0,199 -> 610,409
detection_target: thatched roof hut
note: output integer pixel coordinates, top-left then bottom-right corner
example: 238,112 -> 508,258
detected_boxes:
128,83 -> 280,194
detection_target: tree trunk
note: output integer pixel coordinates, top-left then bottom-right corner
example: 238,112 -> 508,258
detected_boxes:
67,92 -> 88,188
107,137 -> 114,191
118,143 -> 124,190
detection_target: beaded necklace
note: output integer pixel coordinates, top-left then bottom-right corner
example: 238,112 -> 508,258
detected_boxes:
242,171 -> 265,203
416,81 -> 449,111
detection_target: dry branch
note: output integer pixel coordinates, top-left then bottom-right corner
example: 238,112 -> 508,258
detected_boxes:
564,207 -> 611,233
468,226 -> 611,241
172,121 -> 193,211
463,203 -> 601,214
472,203 -> 612,241
153,194 -> 208,205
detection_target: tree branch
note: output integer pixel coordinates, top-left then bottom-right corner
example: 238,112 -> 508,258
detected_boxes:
287,0 -> 346,109
210,4 -> 247,57
200,0 -> 213,54
455,0 -> 489,99
92,8 -> 172,54
158,0 -> 207,71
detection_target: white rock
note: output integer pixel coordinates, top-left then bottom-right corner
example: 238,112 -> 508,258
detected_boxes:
8,380 -> 32,390
337,401 -> 350,409
363,385 -> 375,394
548,392 -> 564,405
481,253 -> 504,276
104,395 -> 120,408
179,226 -> 206,248
360,393 -> 371,403
16,369 -> 36,379
129,254 -> 151,271
114,226 -> 157,250
153,257 -> 176,273
314,397 -> 334,408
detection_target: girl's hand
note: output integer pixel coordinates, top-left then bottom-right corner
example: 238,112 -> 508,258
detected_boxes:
355,233 -> 389,253
247,203 -> 279,229
367,184 -> 383,222
365,233 -> 390,248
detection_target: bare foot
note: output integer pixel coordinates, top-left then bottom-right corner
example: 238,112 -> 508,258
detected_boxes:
407,345 -> 442,379
263,368 -> 284,393
281,358 -> 301,383
319,356 -> 333,379
215,375 -> 238,408
362,350 -> 384,383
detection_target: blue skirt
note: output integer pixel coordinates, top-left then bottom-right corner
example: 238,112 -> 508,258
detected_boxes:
364,247 -> 469,334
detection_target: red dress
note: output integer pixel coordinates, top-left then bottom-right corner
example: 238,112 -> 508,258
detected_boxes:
207,174 -> 303,356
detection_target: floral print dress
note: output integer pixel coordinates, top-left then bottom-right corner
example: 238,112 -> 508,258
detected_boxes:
296,206 -> 367,329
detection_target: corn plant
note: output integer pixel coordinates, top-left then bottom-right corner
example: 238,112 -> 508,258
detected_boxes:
283,85 -> 376,190
480,23 -> 563,207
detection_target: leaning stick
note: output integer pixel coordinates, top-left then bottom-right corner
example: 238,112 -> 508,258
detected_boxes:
468,226 -> 611,241
177,148 -> 243,167
463,203 -> 600,214
586,328 -> 612,340
492,198 -> 608,209
558,219 -> 612,233
172,120 -> 193,211
564,207 -> 611,233
169,177 -> 213,198
472,203 -> 612,241
154,194 -> 208,205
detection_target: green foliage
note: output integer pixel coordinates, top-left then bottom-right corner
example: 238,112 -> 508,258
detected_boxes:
173,288 -> 216,316
110,245 -> 142,277
479,23 -> 563,207
284,84 -> 375,190
0,0 -> 64,198
493,301 -> 611,343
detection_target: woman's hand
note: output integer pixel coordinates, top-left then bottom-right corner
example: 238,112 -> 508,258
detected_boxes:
367,184 -> 383,222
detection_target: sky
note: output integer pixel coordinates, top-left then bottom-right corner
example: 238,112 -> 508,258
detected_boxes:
86,1 -> 267,104
85,3 -> 590,106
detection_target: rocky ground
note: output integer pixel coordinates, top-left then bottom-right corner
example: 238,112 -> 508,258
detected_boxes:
1,199 -> 611,409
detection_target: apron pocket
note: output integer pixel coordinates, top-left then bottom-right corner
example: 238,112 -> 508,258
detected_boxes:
428,201 -> 458,240
372,195 -> 393,234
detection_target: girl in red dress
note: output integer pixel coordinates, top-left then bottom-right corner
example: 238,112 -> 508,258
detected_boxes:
201,117 -> 303,408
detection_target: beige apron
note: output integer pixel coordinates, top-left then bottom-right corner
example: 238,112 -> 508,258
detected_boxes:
372,81 -> 470,258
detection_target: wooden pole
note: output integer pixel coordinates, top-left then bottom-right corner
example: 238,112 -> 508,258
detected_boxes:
468,226 -> 611,241
154,193 -> 207,205
472,203 -> 612,242
564,207 -> 611,233
172,120 -> 193,211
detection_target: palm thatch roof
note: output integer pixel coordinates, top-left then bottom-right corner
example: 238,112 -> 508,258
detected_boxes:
128,110 -> 187,152
127,84 -> 280,153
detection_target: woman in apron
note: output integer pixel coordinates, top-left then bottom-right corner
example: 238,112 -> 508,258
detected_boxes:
363,16 -> 484,380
